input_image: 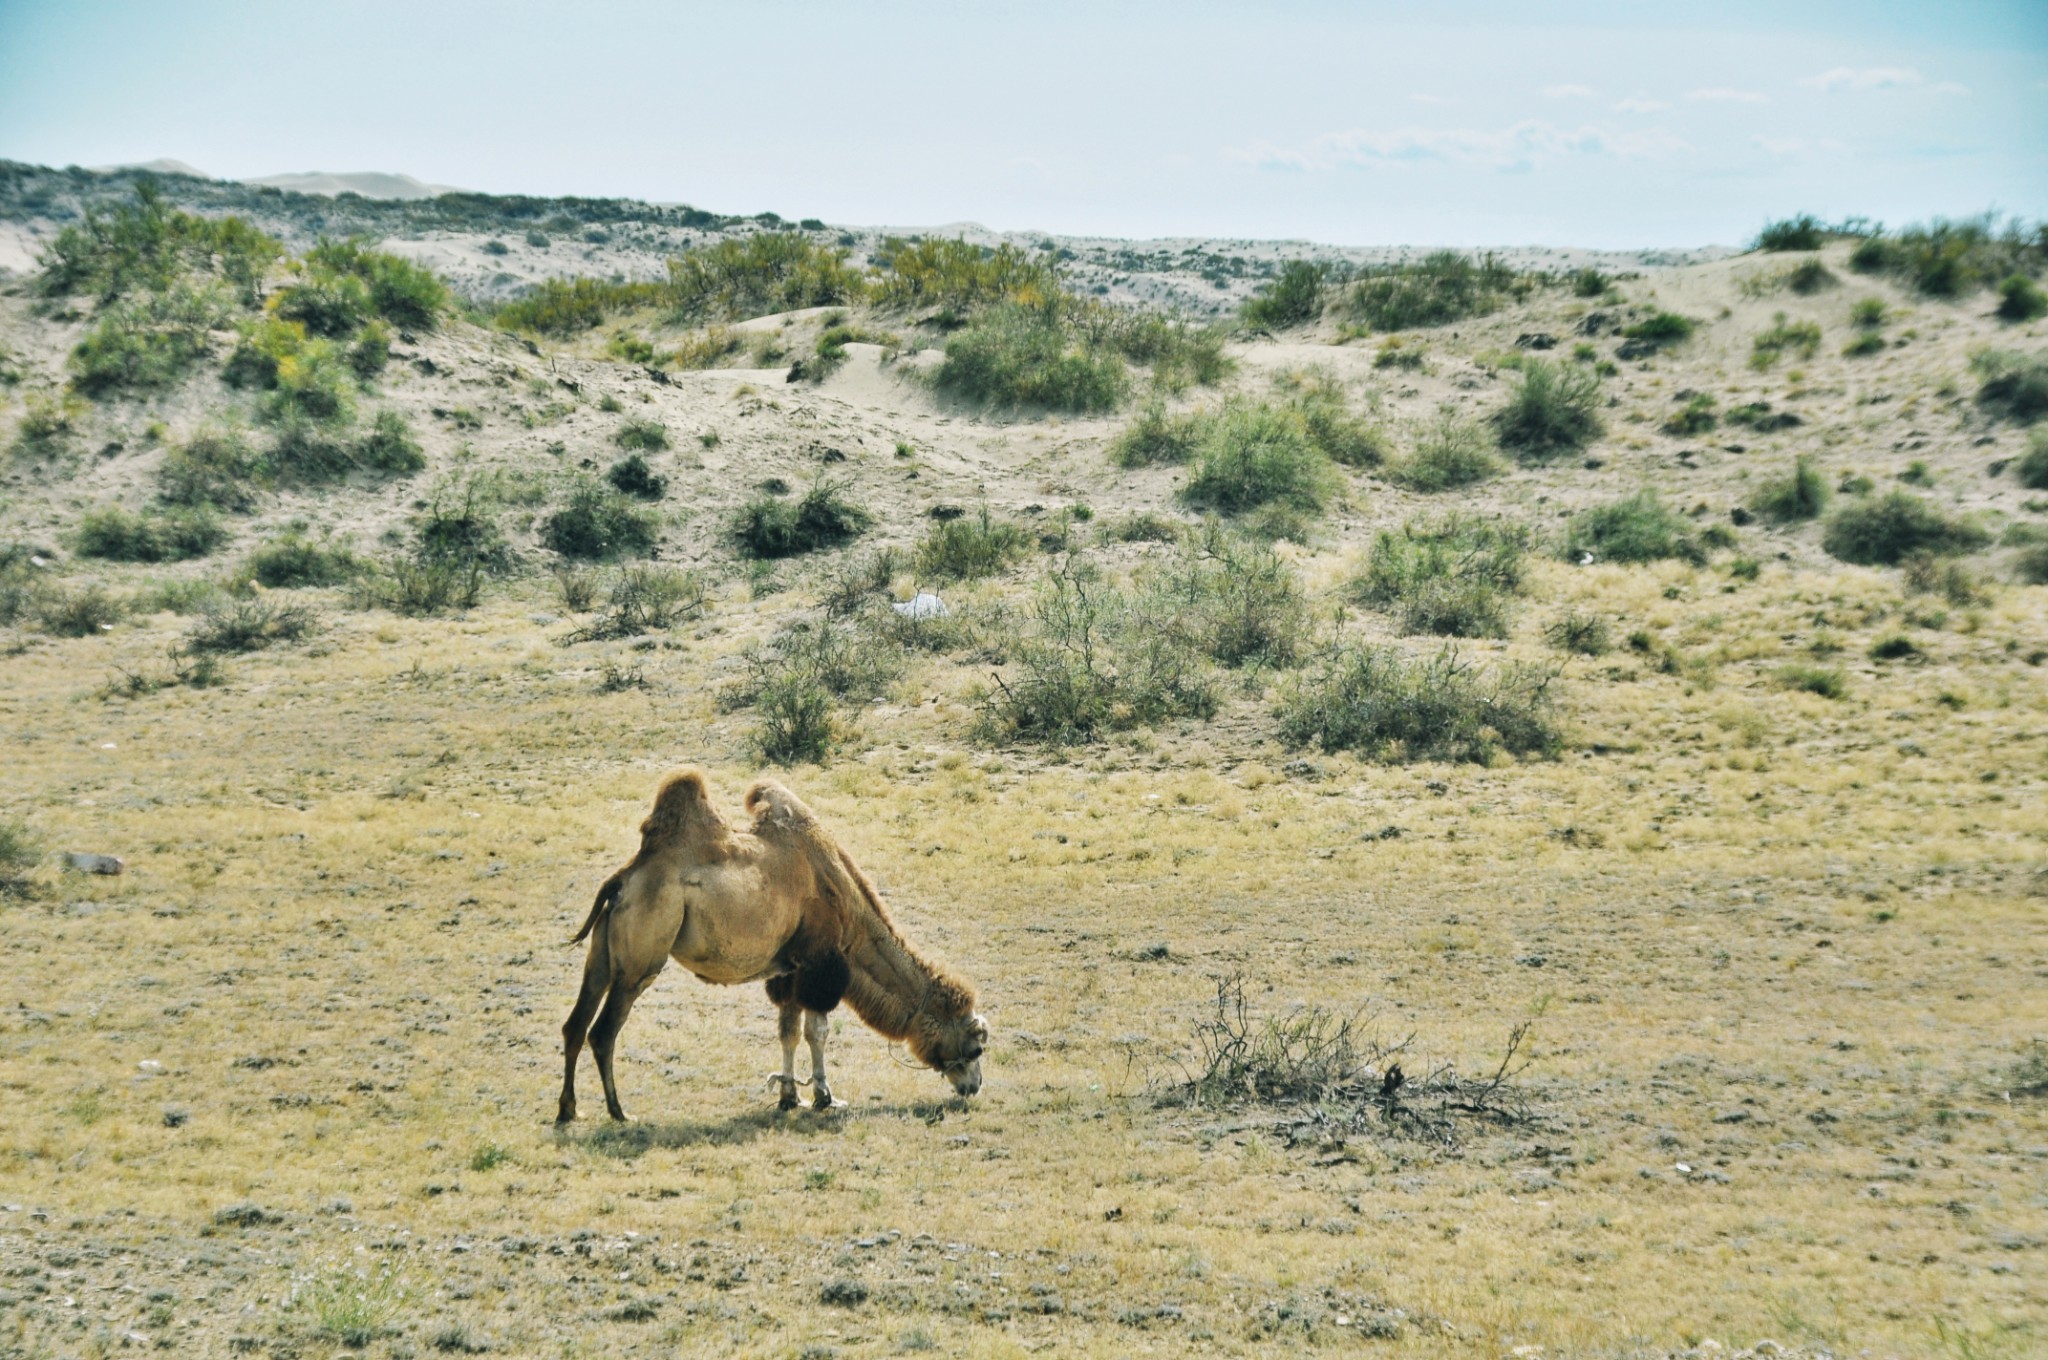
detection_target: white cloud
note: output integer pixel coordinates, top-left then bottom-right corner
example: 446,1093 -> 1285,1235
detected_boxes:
1225,120 -> 1688,173
1801,66 -> 1922,91
1614,95 -> 1668,113
1542,83 -> 1596,99
1687,87 -> 1769,104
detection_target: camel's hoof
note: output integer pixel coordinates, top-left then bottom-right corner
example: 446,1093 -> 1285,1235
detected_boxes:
778,1091 -> 799,1111
812,1092 -> 847,1112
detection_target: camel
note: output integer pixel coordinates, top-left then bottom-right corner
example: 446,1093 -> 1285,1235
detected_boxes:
556,769 -> 987,1122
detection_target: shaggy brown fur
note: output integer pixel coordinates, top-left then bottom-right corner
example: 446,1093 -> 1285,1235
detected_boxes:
556,769 -> 987,1123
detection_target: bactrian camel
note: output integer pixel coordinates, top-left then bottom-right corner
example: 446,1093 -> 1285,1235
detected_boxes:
557,770 -> 986,1122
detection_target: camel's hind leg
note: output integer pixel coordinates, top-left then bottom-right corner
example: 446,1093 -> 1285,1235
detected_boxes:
557,930 -> 612,1124
805,1010 -> 846,1111
589,962 -> 663,1122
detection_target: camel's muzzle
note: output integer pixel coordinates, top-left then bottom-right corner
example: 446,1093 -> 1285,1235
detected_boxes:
947,1061 -> 983,1097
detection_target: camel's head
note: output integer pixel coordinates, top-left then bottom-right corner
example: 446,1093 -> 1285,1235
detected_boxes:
912,1010 -> 988,1097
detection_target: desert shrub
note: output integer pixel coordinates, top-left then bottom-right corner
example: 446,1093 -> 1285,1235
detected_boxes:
873,237 -> 1059,310
916,506 -> 1032,581
497,276 -> 662,336
37,584 -> 124,637
1778,664 -> 1846,699
348,321 -> 391,378
1545,611 -> 1611,655
1374,336 -> 1427,369
1850,297 -> 1888,328
1869,634 -> 1923,661
75,506 -> 227,562
354,410 -> 425,474
1352,516 -> 1527,639
1111,402 -> 1206,468
0,556 -> 54,626
1387,410 -> 1502,492
304,239 -> 450,330
1662,393 -> 1718,436
1725,400 -> 1802,432
542,479 -> 660,560
978,562 -> 1217,746
1751,312 -> 1822,368
1493,359 -> 1602,461
731,481 -> 870,558
1752,456 -> 1830,523
10,392 -> 82,461
1566,491 -> 1705,565
37,185 -> 280,304
185,598 -> 317,653
1345,252 -> 1517,331
157,428 -> 263,509
274,272 -> 369,338
1276,644 -> 1560,764
352,482 -> 508,614
2014,431 -> 2048,489
754,670 -> 836,765
1843,331 -> 1886,357
672,325 -> 745,369
1080,309 -> 1233,391
802,321 -> 899,380
1756,215 -> 1826,252
615,418 -> 669,452
1973,350 -> 2048,423
260,341 -> 356,426
1848,215 -> 2048,298
1572,268 -> 1610,298
731,616 -> 902,711
1243,261 -> 1329,329
244,532 -> 360,587
1821,491 -> 1988,565
1620,312 -> 1694,350
565,564 -> 708,641
0,819 -> 38,892
1102,511 -> 1185,543
1787,259 -> 1839,295
69,285 -> 228,396
1147,529 -> 1311,668
1288,381 -> 1388,467
606,452 -> 666,499
2015,542 -> 2048,585
1996,273 -> 2048,322
1180,402 -> 1337,519
820,547 -> 902,618
936,303 -> 1129,412
1903,551 -> 1987,606
663,232 -> 865,322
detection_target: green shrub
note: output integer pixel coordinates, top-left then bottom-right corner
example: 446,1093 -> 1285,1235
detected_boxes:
1566,491 -> 1705,565
1725,400 -> 1802,432
185,598 -> 317,653
916,506 -> 1032,581
2015,542 -> 2048,585
754,670 -> 836,765
1620,312 -> 1694,350
496,276 -> 662,336
1494,359 -> 1603,461
1842,331 -> 1886,357
1752,456 -> 1830,523
1821,491 -> 1988,565
1869,634 -> 1923,661
1778,664 -> 1846,699
0,818 -> 38,890
606,452 -> 666,499
1079,309 -> 1233,391
1110,402 -> 1206,468
69,285 -> 228,396
37,584 -> 124,637
1662,393 -> 1717,437
542,479 -> 661,560
1147,529 -> 1310,668
244,532 -> 360,587
9,392 -> 82,460
1756,215 -> 1826,252
353,410 -> 425,474
2014,430 -> 2048,489
614,418 -> 669,452
75,506 -> 227,562
873,237 -> 1059,310
1787,260 -> 1838,295
1243,261 -> 1329,329
564,564 -> 708,641
1276,644 -> 1559,764
1180,402 -> 1336,519
158,428 -> 263,510
274,272 -> 369,338
260,342 -> 356,426
1750,312 -> 1822,368
37,185 -> 280,304
1345,252 -> 1517,331
1996,274 -> 2048,322
731,481 -> 870,558
1848,216 -> 2048,298
1544,611 -> 1611,655
1353,516 -> 1526,639
1387,410 -> 1501,491
1572,268 -> 1609,298
935,303 -> 1129,412
305,239 -> 450,330
1973,350 -> 2048,423
1374,336 -> 1427,369
1290,384 -> 1388,467
663,232 -> 866,322
349,321 -> 391,379
1851,297 -> 1888,328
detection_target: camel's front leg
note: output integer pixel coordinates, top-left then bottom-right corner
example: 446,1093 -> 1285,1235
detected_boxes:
770,1002 -> 802,1111
805,1010 -> 846,1111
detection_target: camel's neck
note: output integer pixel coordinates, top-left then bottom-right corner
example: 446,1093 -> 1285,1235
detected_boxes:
841,899 -> 944,1041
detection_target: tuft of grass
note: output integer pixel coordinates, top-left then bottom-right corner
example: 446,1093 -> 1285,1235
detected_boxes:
1179,402 -> 1337,521
1850,297 -> 1889,328
915,506 -> 1033,582
1387,410 -> 1502,492
290,1263 -> 409,1349
1778,664 -> 1846,699
1868,634 -> 1923,661
75,506 -> 227,563
185,598 -> 318,653
1345,252 -> 1519,331
1821,491 -> 1988,566
1662,393 -> 1718,437
1752,456 -> 1830,523
935,303 -> 1129,413
1725,400 -> 1802,432
541,479 -> 661,560
1995,273 -> 2048,322
1786,259 -> 1839,295
1750,312 -> 1823,369
1352,516 -> 1527,639
606,453 -> 666,500
244,532 -> 360,588
1242,261 -> 1329,329
1619,312 -> 1695,351
0,819 -> 39,892
731,481 -> 870,559
1572,268 -> 1610,298
1566,491 -> 1706,565
1110,403 -> 1206,468
1756,215 -> 1826,252
1973,350 -> 2048,423
1544,611 -> 1611,655
1493,359 -> 1603,461
614,418 -> 669,452
1276,644 -> 1560,764
2013,430 -> 2048,489
1842,331 -> 1886,357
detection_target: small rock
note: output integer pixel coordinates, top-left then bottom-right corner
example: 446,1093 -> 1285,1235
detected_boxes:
65,853 -> 124,875
211,1203 -> 280,1228
891,591 -> 948,620
161,1109 -> 187,1128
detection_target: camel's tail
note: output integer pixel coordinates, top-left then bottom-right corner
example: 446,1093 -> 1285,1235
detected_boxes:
568,870 -> 625,946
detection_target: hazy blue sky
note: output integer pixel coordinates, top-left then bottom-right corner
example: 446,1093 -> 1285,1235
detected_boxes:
2,1 -> 2043,247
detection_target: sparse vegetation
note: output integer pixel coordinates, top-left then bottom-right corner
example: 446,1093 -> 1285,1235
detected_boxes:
1849,214 -> 2048,298
1973,349 -> 2048,423
606,452 -> 666,499
1276,644 -> 1559,764
1242,261 -> 1329,329
1493,359 -> 1603,461
1822,491 -> 1988,565
1544,611 -> 1611,655
915,506 -> 1032,581
74,506 -> 227,562
244,531 -> 360,587
935,303 -> 1129,412
1996,273 -> 2048,322
2014,430 -> 2048,489
1179,401 -> 1337,525
1752,456 -> 1830,523
542,479 -> 661,560
1352,516 -> 1527,638
1778,663 -> 1846,699
1345,252 -> 1518,331
614,418 -> 669,452
1566,491 -> 1705,565
185,597 -> 317,653
1387,410 -> 1502,492
1619,312 -> 1694,353
1662,393 -> 1717,436
1750,312 -> 1822,368
1755,215 -> 1827,252
731,482 -> 870,559
873,237 -> 1059,310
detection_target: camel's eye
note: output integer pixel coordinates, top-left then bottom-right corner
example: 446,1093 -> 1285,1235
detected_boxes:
964,1046 -> 983,1063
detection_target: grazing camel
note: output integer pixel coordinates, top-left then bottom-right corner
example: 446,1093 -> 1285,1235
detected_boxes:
557,769 -> 986,1122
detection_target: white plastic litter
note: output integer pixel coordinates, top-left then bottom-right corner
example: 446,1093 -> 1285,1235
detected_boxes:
892,592 -> 949,620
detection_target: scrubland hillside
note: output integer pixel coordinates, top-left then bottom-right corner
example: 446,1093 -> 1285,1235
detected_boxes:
1,174 -> 2045,1359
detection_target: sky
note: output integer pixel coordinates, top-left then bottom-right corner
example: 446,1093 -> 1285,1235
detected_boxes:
1,0 -> 2044,248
